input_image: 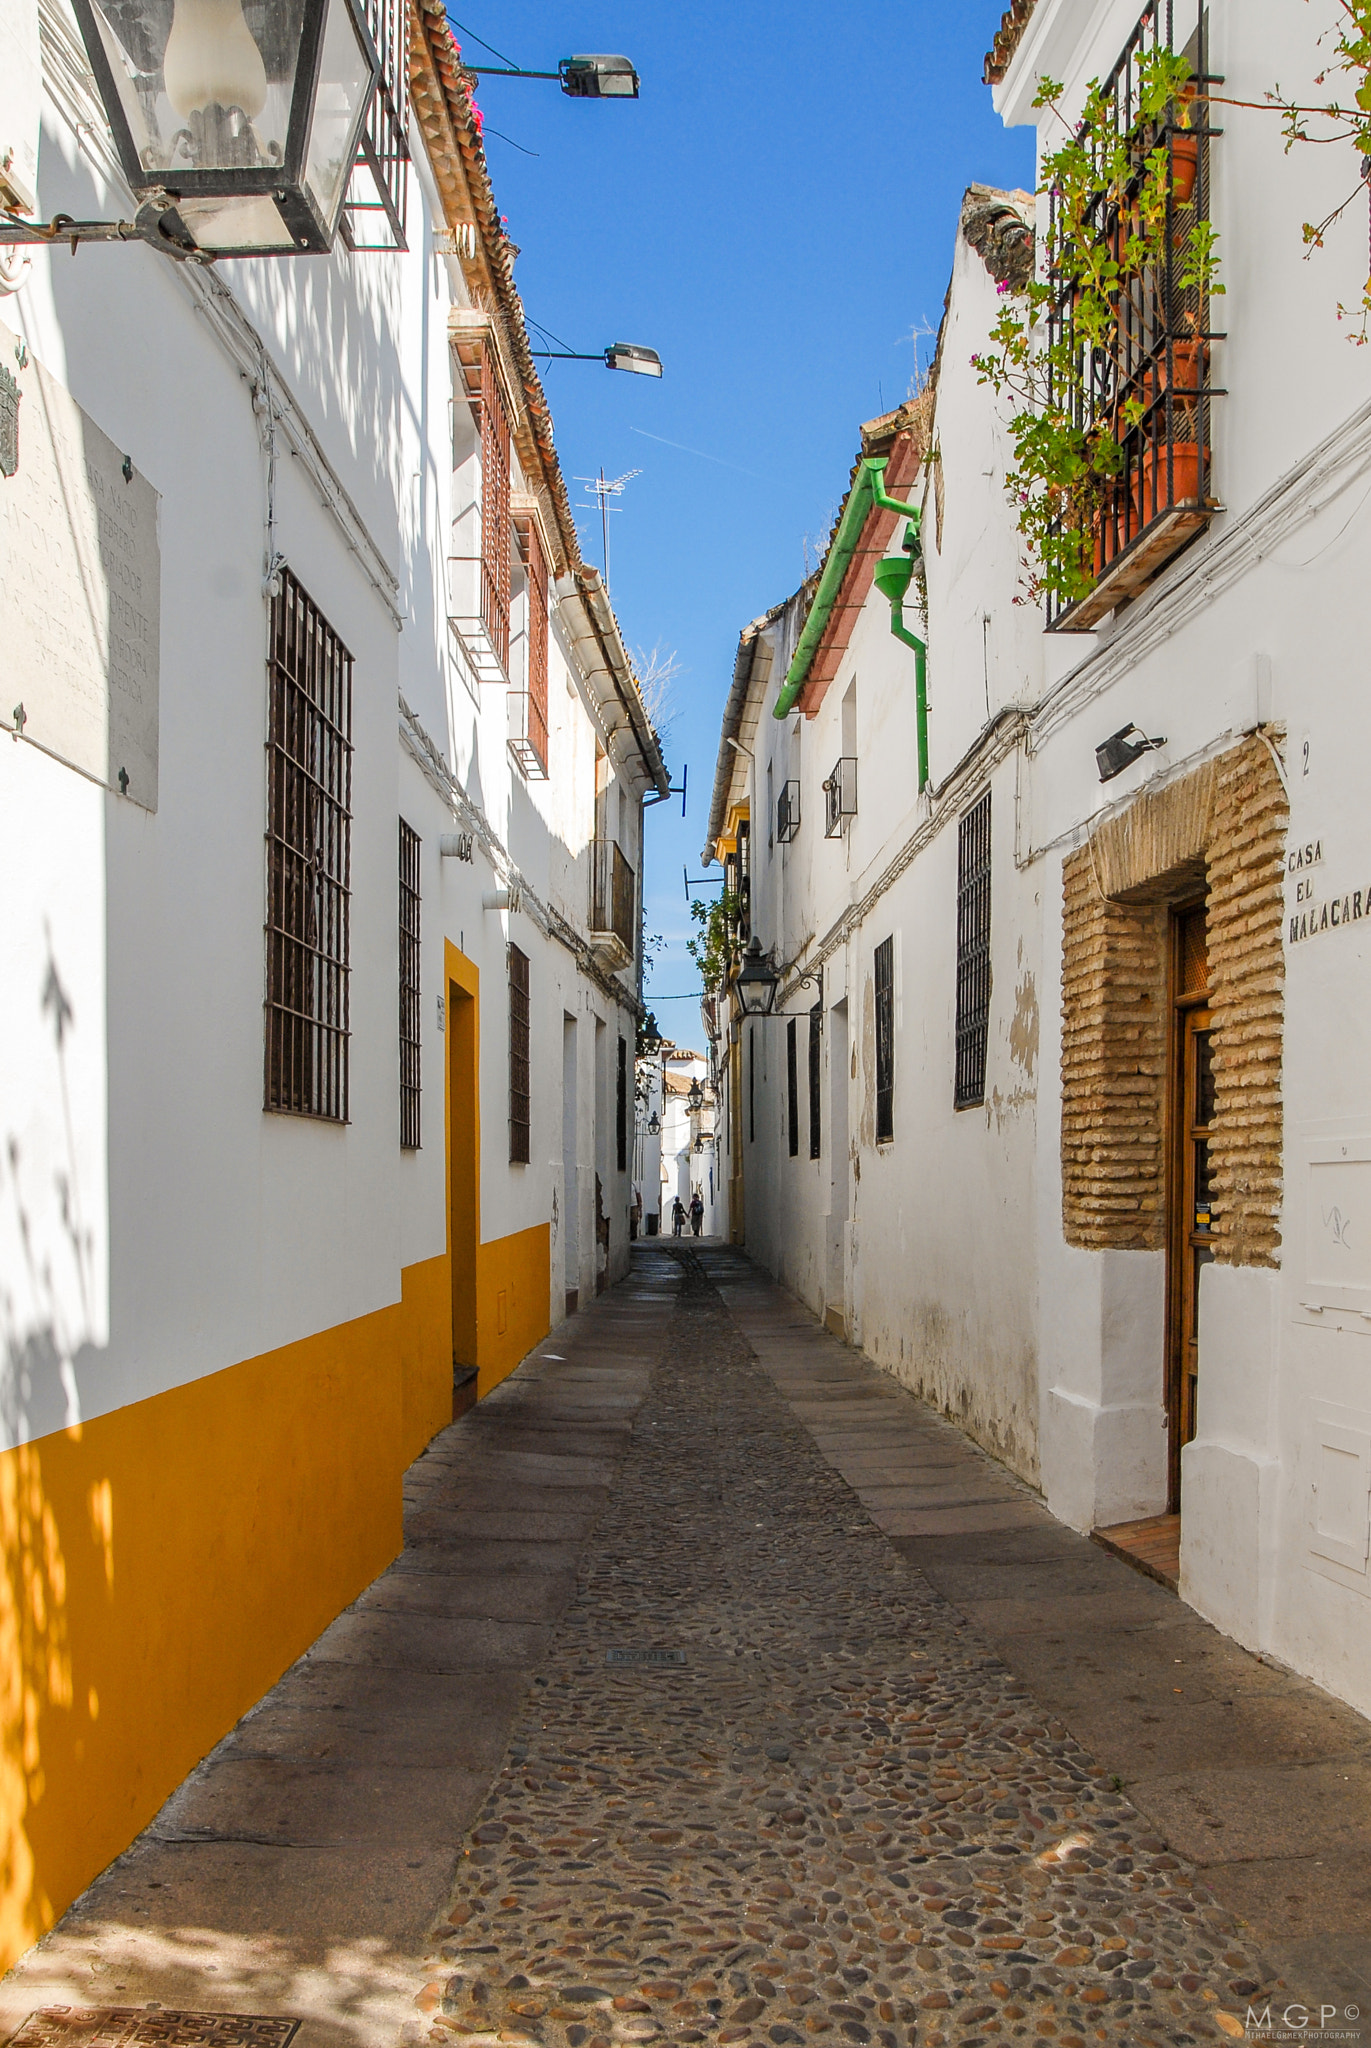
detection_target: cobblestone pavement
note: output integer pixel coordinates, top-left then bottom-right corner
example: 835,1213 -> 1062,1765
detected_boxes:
417,1247 -> 1279,2048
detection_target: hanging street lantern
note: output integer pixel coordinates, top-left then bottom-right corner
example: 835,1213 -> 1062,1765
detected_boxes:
732,936 -> 778,1019
686,1076 -> 704,1113
67,0 -> 382,255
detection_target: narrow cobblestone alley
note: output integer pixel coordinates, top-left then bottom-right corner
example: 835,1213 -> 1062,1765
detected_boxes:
2,1249 -> 1367,2048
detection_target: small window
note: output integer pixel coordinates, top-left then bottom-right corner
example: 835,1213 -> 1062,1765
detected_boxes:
875,937 -> 894,1144
399,818 -> 421,1149
264,570 -> 352,1122
955,791 -> 992,1108
616,1034 -> 627,1173
509,942 -> 530,1162
808,1000 -> 822,1158
787,1017 -> 799,1158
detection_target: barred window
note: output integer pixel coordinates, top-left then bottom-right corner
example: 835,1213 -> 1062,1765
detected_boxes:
955,791 -> 992,1108
399,819 -> 421,1149
265,571 -> 352,1122
808,1000 -> 822,1159
481,357 -> 513,670
787,1016 -> 799,1158
509,942 -> 530,1163
875,937 -> 894,1144
616,1034 -> 628,1173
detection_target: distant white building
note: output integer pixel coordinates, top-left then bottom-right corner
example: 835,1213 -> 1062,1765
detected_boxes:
706,0 -> 1371,1722
0,0 -> 664,1969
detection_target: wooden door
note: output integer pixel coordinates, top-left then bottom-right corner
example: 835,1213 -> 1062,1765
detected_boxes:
1167,906 -> 1215,1509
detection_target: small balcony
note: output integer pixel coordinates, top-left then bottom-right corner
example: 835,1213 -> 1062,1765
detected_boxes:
777,778 -> 801,845
1045,2 -> 1222,632
823,757 -> 857,839
507,689 -> 549,780
590,839 -> 635,970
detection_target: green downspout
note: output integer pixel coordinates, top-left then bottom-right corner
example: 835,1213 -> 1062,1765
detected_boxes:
872,502 -> 930,793
773,459 -> 930,794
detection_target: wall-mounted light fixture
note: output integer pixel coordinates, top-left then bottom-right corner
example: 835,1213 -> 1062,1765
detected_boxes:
0,0 -> 384,258
530,342 -> 663,377
1095,723 -> 1167,783
463,53 -> 639,98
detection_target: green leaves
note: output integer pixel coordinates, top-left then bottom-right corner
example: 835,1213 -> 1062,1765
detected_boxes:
686,891 -> 741,996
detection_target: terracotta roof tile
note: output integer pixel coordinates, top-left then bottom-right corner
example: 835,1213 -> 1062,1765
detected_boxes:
984,0 -> 1039,86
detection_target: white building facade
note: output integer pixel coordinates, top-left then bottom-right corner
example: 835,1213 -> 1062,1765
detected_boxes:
0,0 -> 664,1970
705,0 -> 1371,1723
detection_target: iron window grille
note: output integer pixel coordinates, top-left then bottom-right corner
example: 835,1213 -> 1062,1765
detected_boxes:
399,818 -> 421,1149
874,936 -> 895,1144
508,942 -> 531,1163
823,757 -> 858,838
617,1035 -> 628,1172
808,998 -> 822,1159
955,792 -> 993,1109
341,0 -> 409,249
509,514 -> 550,778
777,778 -> 801,844
1046,1 -> 1220,631
265,570 -> 352,1123
787,1016 -> 799,1158
591,840 -> 636,956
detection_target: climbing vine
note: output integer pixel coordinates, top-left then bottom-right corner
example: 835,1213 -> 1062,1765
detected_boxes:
686,891 -> 740,997
1261,0 -> 1371,340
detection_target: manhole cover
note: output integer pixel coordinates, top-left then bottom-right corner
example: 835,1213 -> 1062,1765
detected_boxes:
605,1648 -> 686,1667
10,2013 -> 301,2046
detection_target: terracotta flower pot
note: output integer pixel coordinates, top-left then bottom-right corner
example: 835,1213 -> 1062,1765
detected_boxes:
1134,441 -> 1207,520
1171,132 -> 1199,204
1160,338 -> 1206,392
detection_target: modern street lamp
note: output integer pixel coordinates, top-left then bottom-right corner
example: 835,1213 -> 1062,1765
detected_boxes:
3,0 -> 382,256
531,343 -> 663,377
463,54 -> 640,99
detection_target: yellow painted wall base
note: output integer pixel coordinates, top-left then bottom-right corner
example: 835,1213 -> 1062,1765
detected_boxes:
401,1250 -> 455,1464
476,1223 -> 552,1398
0,1252 -> 454,1978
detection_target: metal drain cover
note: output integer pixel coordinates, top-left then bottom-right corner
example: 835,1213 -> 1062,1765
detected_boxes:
10,2012 -> 301,2046
605,1648 -> 686,1666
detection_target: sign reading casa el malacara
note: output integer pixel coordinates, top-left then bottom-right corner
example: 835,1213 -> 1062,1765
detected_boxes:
1286,839 -> 1370,945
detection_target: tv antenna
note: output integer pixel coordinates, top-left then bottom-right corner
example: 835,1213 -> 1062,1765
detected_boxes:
576,467 -> 640,595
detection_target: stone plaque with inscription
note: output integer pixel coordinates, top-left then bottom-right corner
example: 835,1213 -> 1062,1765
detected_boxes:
0,319 -> 159,809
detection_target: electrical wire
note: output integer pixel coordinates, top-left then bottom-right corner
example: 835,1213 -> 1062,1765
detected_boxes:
482,126 -> 539,156
445,13 -> 518,66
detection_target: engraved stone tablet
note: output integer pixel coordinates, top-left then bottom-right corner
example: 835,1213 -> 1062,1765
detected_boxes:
0,319 -> 160,809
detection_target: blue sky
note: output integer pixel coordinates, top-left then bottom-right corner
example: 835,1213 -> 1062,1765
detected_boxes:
459,2 -> 1034,1040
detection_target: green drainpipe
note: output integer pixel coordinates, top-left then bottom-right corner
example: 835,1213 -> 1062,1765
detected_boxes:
871,511 -> 929,793
772,460 -> 880,721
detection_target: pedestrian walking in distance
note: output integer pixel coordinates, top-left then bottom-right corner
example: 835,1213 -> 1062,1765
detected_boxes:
672,1196 -> 686,1237
690,1190 -> 704,1237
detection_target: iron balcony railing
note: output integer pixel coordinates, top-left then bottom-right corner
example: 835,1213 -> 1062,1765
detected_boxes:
1046,0 -> 1222,631
823,757 -> 857,838
591,839 -> 636,957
